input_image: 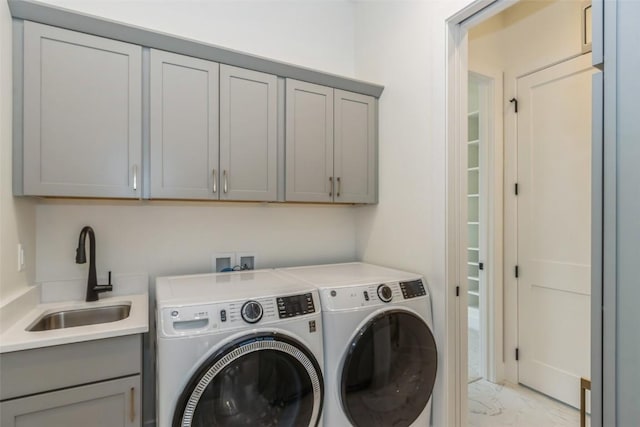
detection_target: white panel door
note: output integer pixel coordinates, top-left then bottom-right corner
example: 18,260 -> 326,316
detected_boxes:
150,49 -> 219,199
220,65 -> 278,201
517,54 -> 595,408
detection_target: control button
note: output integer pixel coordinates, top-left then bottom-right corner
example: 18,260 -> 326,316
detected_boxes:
220,309 -> 227,322
330,290 -> 337,297
377,284 -> 393,303
363,291 -> 370,301
309,320 -> 316,333
241,300 -> 263,324
170,310 -> 179,317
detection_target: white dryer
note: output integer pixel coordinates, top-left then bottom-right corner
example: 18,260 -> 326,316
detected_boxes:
279,262 -> 437,427
156,270 -> 324,427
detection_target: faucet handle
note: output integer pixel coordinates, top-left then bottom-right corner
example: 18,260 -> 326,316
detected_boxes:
93,271 -> 114,294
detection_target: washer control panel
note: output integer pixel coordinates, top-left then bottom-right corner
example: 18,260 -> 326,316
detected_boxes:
399,279 -> 427,299
160,290 -> 320,337
277,293 -> 315,318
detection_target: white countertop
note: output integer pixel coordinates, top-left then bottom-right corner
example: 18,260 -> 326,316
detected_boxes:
0,275 -> 149,353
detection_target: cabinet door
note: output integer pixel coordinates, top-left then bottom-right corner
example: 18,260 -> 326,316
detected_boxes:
334,90 -> 377,204
220,65 -> 278,201
285,79 -> 334,202
0,375 -> 140,427
150,50 -> 219,199
22,21 -> 142,198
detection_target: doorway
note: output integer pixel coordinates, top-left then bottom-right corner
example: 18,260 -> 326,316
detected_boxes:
466,72 -> 498,387
449,1 -> 595,426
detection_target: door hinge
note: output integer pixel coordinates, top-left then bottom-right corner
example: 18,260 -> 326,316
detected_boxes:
515,265 -> 519,278
479,262 -> 484,271
515,183 -> 519,195
515,348 -> 520,361
510,97 -> 518,113
456,286 -> 460,297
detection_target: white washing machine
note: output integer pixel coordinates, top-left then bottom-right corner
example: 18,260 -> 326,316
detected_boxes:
156,270 -> 324,427
279,262 -> 437,427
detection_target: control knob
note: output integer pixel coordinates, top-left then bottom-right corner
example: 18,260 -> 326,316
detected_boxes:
377,284 -> 393,303
241,300 -> 263,323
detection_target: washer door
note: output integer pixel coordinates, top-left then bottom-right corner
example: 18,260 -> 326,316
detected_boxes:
341,310 -> 437,427
173,333 -> 323,427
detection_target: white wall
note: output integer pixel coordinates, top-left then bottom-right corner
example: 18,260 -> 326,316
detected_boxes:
470,0 -> 584,76
353,1 -> 476,426
38,0 -> 356,77
0,0 -> 37,303
36,201 -> 358,282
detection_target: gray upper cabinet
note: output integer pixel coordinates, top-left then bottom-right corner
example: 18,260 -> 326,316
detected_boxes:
149,54 -> 277,201
150,49 -> 219,199
14,19 -> 379,203
334,89 -> 376,204
286,80 -> 377,203
220,65 -> 278,201
21,21 -> 142,198
285,79 -> 334,203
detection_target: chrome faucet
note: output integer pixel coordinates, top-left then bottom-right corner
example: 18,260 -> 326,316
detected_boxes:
76,226 -> 113,302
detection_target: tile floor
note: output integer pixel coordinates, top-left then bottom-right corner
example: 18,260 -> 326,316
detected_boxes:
468,379 -> 587,427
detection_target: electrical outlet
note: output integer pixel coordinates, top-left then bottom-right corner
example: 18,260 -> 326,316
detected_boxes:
17,243 -> 25,272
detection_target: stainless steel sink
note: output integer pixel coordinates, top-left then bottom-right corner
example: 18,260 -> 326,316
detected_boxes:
27,304 -> 131,331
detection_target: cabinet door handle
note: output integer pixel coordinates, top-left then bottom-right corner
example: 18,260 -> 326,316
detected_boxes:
129,387 -> 135,423
132,165 -> 138,191
337,177 -> 341,197
329,177 -> 333,197
212,169 -> 217,193
223,170 -> 228,194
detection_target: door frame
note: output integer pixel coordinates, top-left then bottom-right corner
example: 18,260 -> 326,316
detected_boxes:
446,1 -> 606,427
446,3 -> 512,425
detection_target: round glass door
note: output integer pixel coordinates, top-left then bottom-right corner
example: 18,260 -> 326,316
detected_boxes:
341,310 -> 437,427
174,334 -> 323,427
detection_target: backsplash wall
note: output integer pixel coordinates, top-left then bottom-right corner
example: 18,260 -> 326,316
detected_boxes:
35,201 -> 358,283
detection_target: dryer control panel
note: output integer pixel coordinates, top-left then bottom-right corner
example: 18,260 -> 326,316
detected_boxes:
320,279 -> 427,311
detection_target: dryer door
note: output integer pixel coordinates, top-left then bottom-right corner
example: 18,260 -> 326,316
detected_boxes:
341,309 -> 437,427
173,333 -> 323,427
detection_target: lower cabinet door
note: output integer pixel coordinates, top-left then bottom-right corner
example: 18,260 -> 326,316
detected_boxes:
0,375 -> 140,427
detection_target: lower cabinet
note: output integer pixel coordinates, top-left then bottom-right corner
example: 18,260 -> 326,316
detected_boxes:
0,375 -> 140,427
0,335 -> 142,427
